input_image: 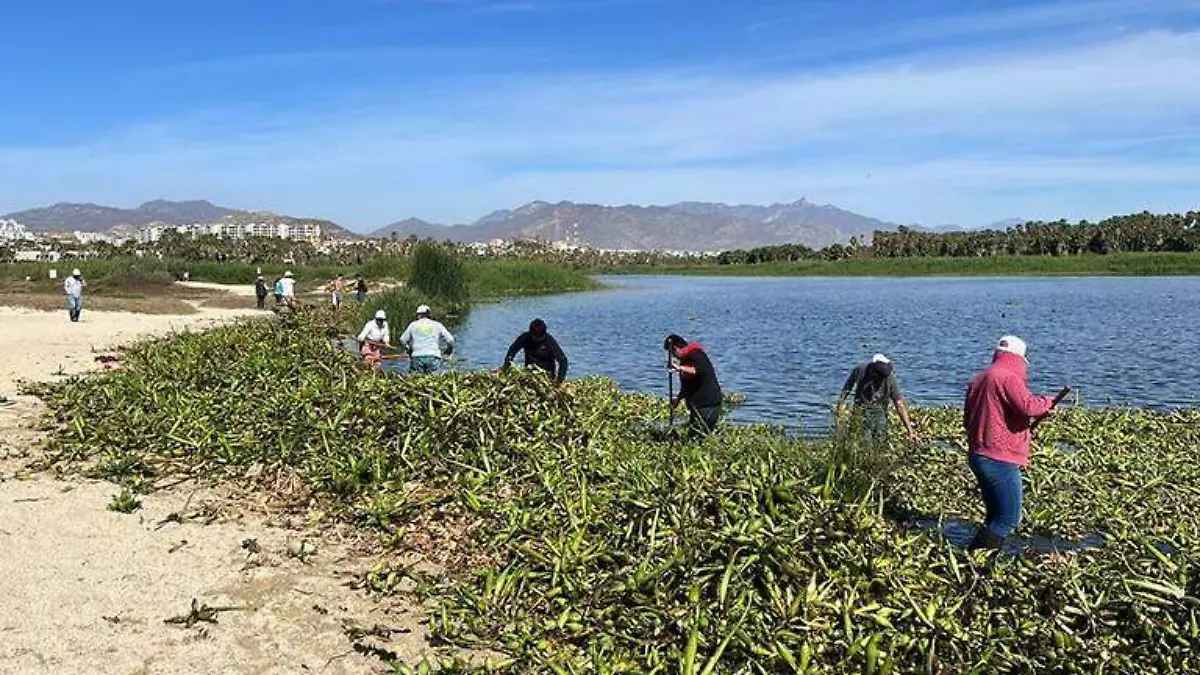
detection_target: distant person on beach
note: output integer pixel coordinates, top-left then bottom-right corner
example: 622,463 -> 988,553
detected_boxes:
329,275 -> 346,309
357,309 -> 391,370
964,335 -> 1065,548
279,271 -> 296,307
835,353 -> 919,446
63,268 -> 86,322
355,275 -> 367,303
399,304 -> 455,374
665,334 -> 723,438
503,318 -> 569,383
254,275 -> 268,309
272,276 -> 284,306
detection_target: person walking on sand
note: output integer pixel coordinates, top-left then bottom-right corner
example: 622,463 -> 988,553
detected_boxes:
329,275 -> 346,309
503,318 -> 569,383
835,354 -> 919,447
355,274 -> 367,303
357,309 -> 391,370
254,275 -> 268,310
279,271 -> 296,307
664,334 -> 723,438
399,305 -> 455,374
63,268 -> 86,322
964,335 -> 1068,549
272,276 -> 284,306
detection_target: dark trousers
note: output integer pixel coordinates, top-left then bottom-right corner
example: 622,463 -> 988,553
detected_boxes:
687,403 -> 721,438
256,294 -> 267,309
356,290 -> 366,303
861,408 -> 890,448
968,452 -> 1023,545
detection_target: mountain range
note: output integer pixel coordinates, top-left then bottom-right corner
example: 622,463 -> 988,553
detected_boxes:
4,197 -> 1015,251
2,200 -> 356,239
372,198 -> 902,250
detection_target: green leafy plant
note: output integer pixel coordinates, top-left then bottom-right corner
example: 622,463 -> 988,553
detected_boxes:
106,487 -> 141,514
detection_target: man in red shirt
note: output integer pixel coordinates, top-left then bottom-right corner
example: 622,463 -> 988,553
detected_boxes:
964,335 -> 1064,548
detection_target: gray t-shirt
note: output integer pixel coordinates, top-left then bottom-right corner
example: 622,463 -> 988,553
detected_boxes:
842,363 -> 902,410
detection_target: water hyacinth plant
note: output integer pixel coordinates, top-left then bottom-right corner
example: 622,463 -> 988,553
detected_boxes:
25,309 -> 1200,673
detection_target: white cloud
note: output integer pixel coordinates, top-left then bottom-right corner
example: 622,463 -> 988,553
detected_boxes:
3,28 -> 1200,227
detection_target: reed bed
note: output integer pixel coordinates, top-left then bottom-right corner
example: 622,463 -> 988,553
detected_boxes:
26,310 -> 1199,673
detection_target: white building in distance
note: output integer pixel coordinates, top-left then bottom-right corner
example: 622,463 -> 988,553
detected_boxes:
0,219 -> 36,242
74,231 -> 128,245
137,221 -> 322,244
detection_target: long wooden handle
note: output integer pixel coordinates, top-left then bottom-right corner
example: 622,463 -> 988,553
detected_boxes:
667,350 -> 676,427
1031,386 -> 1072,430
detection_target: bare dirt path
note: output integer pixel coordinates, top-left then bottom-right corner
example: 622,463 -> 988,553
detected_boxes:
0,307 -> 427,674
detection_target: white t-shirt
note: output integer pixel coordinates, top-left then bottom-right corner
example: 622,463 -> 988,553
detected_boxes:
399,318 -> 454,358
279,277 -> 296,297
357,320 -> 389,344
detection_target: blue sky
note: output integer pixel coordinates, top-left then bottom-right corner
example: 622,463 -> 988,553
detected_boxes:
2,0 -> 1199,230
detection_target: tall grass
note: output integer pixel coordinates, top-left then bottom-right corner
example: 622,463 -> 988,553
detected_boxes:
466,259 -> 600,298
408,242 -> 469,303
3,255 -> 594,301
0,259 -> 175,294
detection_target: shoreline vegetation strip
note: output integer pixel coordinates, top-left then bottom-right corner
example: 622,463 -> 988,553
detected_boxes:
24,308 -> 1200,673
611,251 -> 1200,277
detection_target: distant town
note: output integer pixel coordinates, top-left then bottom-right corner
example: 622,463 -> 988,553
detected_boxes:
0,214 -> 712,266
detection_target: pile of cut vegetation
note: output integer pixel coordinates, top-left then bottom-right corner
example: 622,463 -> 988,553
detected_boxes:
26,310 -> 1200,673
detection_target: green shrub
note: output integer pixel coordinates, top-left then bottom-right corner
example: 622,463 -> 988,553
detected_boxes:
409,242 -> 468,303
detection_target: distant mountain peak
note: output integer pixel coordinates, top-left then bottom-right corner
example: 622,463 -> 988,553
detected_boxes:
2,199 -> 356,238
373,197 -> 901,251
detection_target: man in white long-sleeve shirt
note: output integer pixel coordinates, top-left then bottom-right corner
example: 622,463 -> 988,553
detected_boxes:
279,271 -> 296,306
398,304 -> 455,374
357,309 -> 390,369
63,268 -> 86,322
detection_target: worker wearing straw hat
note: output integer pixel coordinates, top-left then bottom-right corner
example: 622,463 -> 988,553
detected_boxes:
836,353 -> 919,447
63,268 -> 86,322
399,305 -> 455,374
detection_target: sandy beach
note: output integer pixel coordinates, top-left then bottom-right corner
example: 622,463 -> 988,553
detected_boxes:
0,304 -> 426,674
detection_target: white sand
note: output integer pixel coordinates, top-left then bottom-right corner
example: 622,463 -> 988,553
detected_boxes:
174,280 -> 258,297
0,307 -> 428,674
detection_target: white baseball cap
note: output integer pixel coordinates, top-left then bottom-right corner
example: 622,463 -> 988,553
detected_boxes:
872,353 -> 890,364
374,310 -> 386,320
416,304 -> 431,315
284,270 -> 293,277
72,268 -> 81,276
996,335 -> 1028,360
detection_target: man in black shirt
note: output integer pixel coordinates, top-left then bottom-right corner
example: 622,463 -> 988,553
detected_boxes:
253,275 -> 268,309
503,318 -> 569,383
665,333 -> 723,437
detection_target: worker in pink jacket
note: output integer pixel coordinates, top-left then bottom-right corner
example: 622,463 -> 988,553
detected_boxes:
963,335 -> 1064,548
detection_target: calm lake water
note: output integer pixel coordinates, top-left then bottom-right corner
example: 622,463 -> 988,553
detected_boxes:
449,275 -> 1199,431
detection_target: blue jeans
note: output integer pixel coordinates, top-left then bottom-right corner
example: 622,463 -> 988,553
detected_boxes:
67,295 -> 83,322
409,355 -> 442,374
968,453 -> 1023,539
